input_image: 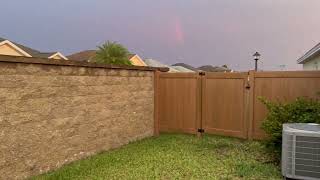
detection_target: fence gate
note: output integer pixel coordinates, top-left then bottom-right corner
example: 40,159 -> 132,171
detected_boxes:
157,73 -> 201,134
201,72 -> 249,138
157,72 -> 248,138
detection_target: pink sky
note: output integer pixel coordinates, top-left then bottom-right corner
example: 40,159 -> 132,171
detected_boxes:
1,0 -> 320,70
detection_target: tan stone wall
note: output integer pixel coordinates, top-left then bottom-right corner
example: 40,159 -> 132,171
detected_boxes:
0,61 -> 155,179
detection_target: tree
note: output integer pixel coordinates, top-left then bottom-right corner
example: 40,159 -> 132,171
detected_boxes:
93,41 -> 132,65
222,64 -> 228,68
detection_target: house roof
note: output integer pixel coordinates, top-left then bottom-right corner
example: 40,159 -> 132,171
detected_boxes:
171,62 -> 231,72
197,65 -> 231,72
171,65 -> 194,72
128,54 -> 136,59
144,59 -> 179,72
171,63 -> 197,71
297,42 -> 320,64
36,52 -> 58,58
0,37 -> 67,59
67,50 -> 96,61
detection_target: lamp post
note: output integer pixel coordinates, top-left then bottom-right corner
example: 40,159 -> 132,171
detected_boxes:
253,52 -> 261,71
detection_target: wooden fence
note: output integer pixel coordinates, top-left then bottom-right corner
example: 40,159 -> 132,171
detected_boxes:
155,71 -> 320,139
156,73 -> 201,134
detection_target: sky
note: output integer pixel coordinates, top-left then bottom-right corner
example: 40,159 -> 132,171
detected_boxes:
1,0 -> 320,71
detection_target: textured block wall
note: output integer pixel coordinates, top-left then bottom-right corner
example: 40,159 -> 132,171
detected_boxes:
0,59 -> 156,179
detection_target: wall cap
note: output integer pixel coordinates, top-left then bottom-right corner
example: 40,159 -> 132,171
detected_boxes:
0,55 -> 169,72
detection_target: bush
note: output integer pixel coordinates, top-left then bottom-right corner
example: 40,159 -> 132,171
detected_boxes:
259,96 -> 320,155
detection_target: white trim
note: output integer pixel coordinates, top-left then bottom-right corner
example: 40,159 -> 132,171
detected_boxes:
0,40 -> 32,57
129,54 -> 147,66
48,52 -> 68,60
297,43 -> 320,64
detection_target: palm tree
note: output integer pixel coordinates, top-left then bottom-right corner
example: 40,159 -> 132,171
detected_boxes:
93,41 -> 132,65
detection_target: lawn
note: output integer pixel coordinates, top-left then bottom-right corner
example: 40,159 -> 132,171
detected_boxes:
33,134 -> 281,180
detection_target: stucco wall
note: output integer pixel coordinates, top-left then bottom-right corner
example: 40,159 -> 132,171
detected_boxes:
0,43 -> 24,57
303,56 -> 320,70
0,57 -> 157,179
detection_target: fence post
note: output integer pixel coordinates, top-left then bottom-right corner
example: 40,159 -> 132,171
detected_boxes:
247,70 -> 255,140
197,72 -> 205,137
154,70 -> 160,136
244,72 -> 250,139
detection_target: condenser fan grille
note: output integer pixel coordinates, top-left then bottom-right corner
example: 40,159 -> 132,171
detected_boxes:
282,124 -> 320,180
294,136 -> 320,178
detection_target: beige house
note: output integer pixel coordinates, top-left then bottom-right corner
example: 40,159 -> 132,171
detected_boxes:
127,54 -> 147,66
0,37 -> 68,60
297,42 -> 320,70
67,50 -> 147,66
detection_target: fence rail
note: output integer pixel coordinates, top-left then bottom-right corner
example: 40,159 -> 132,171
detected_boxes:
155,70 -> 320,139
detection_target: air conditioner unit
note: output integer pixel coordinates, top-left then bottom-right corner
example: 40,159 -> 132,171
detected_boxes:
282,123 -> 320,180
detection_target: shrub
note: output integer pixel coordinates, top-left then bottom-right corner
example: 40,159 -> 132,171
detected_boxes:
259,96 -> 320,154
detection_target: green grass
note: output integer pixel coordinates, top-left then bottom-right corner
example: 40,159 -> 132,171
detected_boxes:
33,134 -> 281,180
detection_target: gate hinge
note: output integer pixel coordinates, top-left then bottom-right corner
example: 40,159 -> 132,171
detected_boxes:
198,128 -> 205,133
199,71 -> 206,76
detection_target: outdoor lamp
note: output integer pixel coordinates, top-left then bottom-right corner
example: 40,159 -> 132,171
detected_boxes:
253,52 -> 261,71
